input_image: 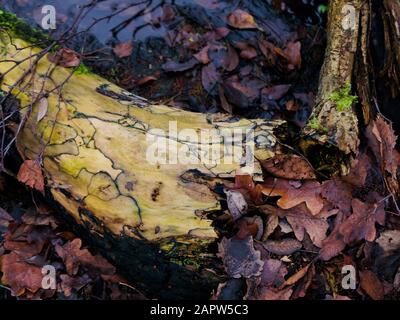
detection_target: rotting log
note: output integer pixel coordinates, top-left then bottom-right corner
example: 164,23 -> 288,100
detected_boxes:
0,33 -> 283,298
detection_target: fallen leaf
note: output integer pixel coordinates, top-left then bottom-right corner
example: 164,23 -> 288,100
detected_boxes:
36,97 -> 48,122
218,84 -> 233,113
1,252 -> 43,296
59,274 -> 92,297
55,238 -> 115,276
262,84 -> 291,100
359,270 -> 384,300
224,189 -> 248,221
17,160 -> 45,193
240,45 -> 257,60
283,263 -> 311,286
225,44 -> 239,71
259,39 -> 277,65
291,263 -> 315,298
113,41 -> 133,58
261,154 -> 316,180
366,114 -> 400,179
261,178 -> 324,215
218,236 -> 263,278
259,286 -> 293,300
342,153 -> 371,187
227,9 -> 258,29
321,179 -> 353,215
262,214 -> 279,241
194,45 -> 210,64
285,100 -> 299,111
320,197 -> 386,260
48,48 -> 80,67
135,75 -> 157,86
161,4 -> 175,22
283,41 -> 301,69
261,258 -> 288,287
162,58 -> 199,72
236,216 -> 263,240
262,238 -> 302,255
201,63 -> 220,93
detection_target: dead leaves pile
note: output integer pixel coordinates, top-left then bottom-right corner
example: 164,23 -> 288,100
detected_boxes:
215,116 -> 400,300
0,203 -> 145,300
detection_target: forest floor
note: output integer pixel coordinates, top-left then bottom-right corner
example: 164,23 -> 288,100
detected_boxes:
1,0 -> 400,300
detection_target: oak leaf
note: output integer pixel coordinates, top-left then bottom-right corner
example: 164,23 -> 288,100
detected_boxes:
261,178 -> 324,215
17,160 -> 44,193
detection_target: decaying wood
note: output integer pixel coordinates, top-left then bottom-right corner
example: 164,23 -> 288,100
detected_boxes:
0,36 -> 283,298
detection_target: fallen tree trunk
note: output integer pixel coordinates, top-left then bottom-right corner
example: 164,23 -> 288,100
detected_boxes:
0,30 -> 283,298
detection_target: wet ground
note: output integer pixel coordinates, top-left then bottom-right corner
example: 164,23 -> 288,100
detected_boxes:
1,0 -> 328,128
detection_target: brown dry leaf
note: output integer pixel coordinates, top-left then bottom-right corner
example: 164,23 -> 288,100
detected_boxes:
342,152 -> 371,187
283,41 -> 301,70
0,207 -> 13,224
1,252 -> 43,296
55,238 -> 116,276
227,9 -> 258,29
161,4 -> 175,21
17,160 -> 44,193
218,84 -> 233,113
113,41 -> 133,58
224,189 -> 248,221
162,58 -> 199,72
359,270 -> 384,300
59,274 -> 92,297
261,178 -> 324,215
320,197 -> 386,260
136,75 -> 157,86
262,238 -> 302,255
260,203 -> 335,247
48,48 -> 80,67
261,154 -> 316,180
259,39 -> 277,65
261,84 -> 291,100
262,214 -> 279,241
283,263 -> 311,286
236,216 -> 263,240
36,97 -> 48,122
201,63 -> 220,93
225,44 -> 239,71
291,263 -> 315,299
240,45 -> 257,60
321,179 -> 353,215
234,174 -> 263,204
366,114 -> 400,178
218,236 -> 263,279
194,45 -> 210,64
259,286 -> 293,300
